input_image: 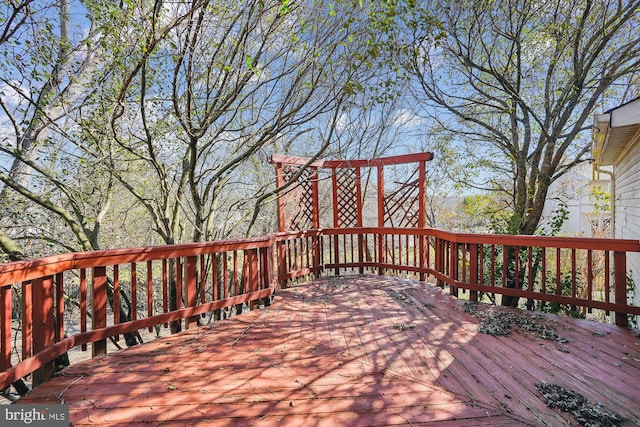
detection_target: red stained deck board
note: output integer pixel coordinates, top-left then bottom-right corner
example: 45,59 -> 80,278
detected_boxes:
18,275 -> 640,426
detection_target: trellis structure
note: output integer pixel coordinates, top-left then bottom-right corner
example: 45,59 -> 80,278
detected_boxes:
269,152 -> 435,232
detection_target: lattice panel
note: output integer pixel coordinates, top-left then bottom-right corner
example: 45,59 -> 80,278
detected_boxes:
281,165 -> 315,231
335,168 -> 359,228
383,167 -> 421,228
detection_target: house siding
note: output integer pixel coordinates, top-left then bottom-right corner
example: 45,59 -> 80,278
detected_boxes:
614,141 -> 640,327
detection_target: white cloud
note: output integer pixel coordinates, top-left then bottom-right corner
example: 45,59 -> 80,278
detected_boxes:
393,109 -> 425,129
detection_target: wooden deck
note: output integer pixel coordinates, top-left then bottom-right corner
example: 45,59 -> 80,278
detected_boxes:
18,275 -> 640,426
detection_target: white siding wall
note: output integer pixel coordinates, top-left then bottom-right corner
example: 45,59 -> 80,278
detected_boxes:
614,142 -> 640,327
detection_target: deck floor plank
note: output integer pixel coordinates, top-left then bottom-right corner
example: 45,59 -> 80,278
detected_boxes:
17,275 -> 640,426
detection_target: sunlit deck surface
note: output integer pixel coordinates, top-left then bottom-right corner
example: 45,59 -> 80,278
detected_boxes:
19,275 -> 640,426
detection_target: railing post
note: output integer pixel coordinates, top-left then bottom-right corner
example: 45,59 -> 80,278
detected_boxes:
358,233 -> 364,275
613,251 -> 629,327
277,240 -> 288,288
334,235 -> 341,276
377,165 -> 386,276
21,281 -> 32,360
248,249 -> 260,310
419,234 -> 426,281
261,246 -> 273,306
1,285 -> 11,373
313,234 -> 322,277
31,276 -> 55,386
186,256 -> 198,328
469,244 -> 479,302
450,242 -> 459,297
92,267 -> 107,357
377,233 -> 386,276
435,238 -> 444,288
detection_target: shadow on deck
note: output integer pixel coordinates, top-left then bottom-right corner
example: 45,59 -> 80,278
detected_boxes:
17,275 -> 640,426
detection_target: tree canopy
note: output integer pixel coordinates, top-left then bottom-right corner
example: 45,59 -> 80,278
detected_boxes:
404,0 -> 640,235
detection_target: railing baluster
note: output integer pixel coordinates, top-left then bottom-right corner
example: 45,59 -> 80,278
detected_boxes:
587,249 -> 593,313
161,260 -> 168,327
514,246 -> 520,291
212,254 -> 218,301
604,251 -> 610,310
80,269 -> 87,351
223,253 -> 229,298
555,248 -> 561,296
249,249 -> 259,310
502,246 -> 508,289
147,261 -> 153,332
55,273 -> 64,343
469,244 -> 478,302
1,285 -> 11,372
450,242 -> 458,297
114,265 -> 120,325
233,251 -> 239,298
131,263 -> 137,321
571,248 -> 577,298
200,255 -> 206,305
478,244 -> 484,288
527,248 -> 533,292
21,281 -> 32,359
541,248 -> 547,294
490,245 -> 496,288
92,266 -> 107,357
178,258 -> 184,311
186,256 -> 197,328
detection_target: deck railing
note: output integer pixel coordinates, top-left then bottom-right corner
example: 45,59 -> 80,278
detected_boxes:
277,228 -> 640,325
1,228 -> 639,392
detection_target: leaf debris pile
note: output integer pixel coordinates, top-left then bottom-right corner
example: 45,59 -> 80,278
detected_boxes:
536,382 -> 622,427
463,302 -> 567,342
393,323 -> 415,331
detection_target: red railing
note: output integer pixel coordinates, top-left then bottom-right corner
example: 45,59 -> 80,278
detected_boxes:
277,228 -> 640,325
0,237 -> 276,391
1,228 -> 639,392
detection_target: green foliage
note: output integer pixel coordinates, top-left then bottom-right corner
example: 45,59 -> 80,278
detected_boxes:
590,186 -> 610,213
535,271 -> 585,319
549,202 -> 569,236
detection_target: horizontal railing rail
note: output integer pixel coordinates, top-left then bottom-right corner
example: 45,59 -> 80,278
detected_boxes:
1,227 -> 639,393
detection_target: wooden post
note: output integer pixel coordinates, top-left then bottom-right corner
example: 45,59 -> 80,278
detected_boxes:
435,238 -> 444,288
186,256 -> 198,328
277,240 -> 288,288
331,168 -> 341,276
311,167 -> 322,277
148,260 -> 154,332
92,267 -> 107,357
450,243 -> 459,297
0,285 -> 11,372
21,281 -> 32,359
80,269 -> 87,351
355,167 -> 364,274
469,244 -> 479,302
32,276 -> 55,386
248,249 -> 260,310
418,161 -> 427,281
377,165 -> 386,276
275,162 -> 286,232
55,273 -> 65,343
613,251 -> 628,327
